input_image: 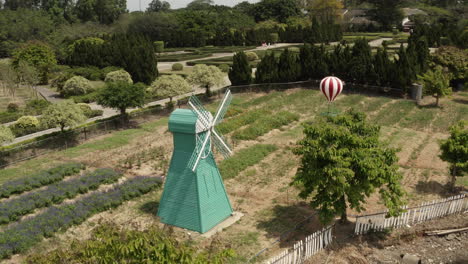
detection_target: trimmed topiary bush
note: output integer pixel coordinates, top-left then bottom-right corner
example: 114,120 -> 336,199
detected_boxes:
104,70 -> 133,84
77,103 -> 92,116
245,52 -> 259,61
62,76 -> 93,97
6,103 -> 19,113
11,116 -> 40,136
171,63 -> 183,71
218,64 -> 230,73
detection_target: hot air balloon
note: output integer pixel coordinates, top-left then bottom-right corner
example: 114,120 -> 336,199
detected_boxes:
320,76 -> 344,116
320,76 -> 344,102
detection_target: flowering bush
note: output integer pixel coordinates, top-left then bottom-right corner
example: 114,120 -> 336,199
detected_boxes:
104,70 -> 133,84
62,76 -> 93,96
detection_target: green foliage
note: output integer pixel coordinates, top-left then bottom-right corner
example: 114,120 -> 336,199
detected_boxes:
278,49 -> 300,82
76,103 -> 102,118
187,64 -> 225,96
440,121 -> 468,188
62,76 -> 93,97
418,66 -> 452,106
104,69 -> 133,84
292,110 -> 405,223
245,51 -> 259,61
26,223 -> 234,264
6,103 -> 19,113
11,115 -> 40,136
218,63 -> 230,73
229,51 -> 252,85
97,82 -> 146,115
432,46 -> 468,81
154,40 -> 165,53
67,37 -> 105,67
11,42 -> 57,84
41,101 -> 87,132
216,109 -> 270,134
233,111 -> 299,140
366,0 -> 404,30
51,72 -> 74,92
219,144 -> 277,179
255,52 -> 278,83
148,75 -> 192,102
171,63 -> 184,71
67,66 -> 103,81
0,125 -> 14,144
148,0 -> 171,12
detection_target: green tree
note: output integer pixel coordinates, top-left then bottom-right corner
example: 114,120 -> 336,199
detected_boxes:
348,38 -> 375,84
292,110 -> 405,223
187,64 -> 225,97
147,0 -> 170,12
41,101 -> 87,132
255,52 -> 278,83
252,0 -> 301,23
104,70 -> 133,84
440,121 -> 468,190
0,125 -> 14,144
148,74 -> 191,103
228,51 -> 252,86
153,41 -> 164,54
97,82 -> 146,116
305,0 -> 343,23
11,115 -> 40,136
418,66 -> 452,107
367,0 -> 403,30
278,48 -> 300,82
62,76 -> 93,97
12,42 -> 57,84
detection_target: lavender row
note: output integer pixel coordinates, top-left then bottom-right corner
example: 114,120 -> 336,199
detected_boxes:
0,163 -> 85,198
0,168 -> 122,225
0,176 -> 161,259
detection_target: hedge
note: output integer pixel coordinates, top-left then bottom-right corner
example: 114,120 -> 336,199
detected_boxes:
0,176 -> 161,259
219,144 -> 277,179
0,163 -> 85,198
0,168 -> 122,224
232,111 -> 300,140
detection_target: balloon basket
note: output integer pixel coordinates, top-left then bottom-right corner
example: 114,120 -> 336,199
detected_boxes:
320,103 -> 340,117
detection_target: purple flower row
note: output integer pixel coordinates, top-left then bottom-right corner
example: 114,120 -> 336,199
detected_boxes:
0,176 -> 161,259
0,168 -> 122,225
0,163 -> 85,198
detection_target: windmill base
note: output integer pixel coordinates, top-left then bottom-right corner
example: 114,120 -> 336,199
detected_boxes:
201,211 -> 244,238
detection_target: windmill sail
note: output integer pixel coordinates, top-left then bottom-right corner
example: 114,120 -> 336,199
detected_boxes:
188,89 -> 232,172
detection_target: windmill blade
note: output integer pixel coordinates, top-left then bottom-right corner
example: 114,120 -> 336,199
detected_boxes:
188,95 -> 212,130
190,130 -> 212,172
213,89 -> 232,125
212,128 -> 232,159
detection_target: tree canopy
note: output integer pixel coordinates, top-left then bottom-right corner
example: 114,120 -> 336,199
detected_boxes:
12,41 -> 57,84
187,64 -> 225,96
418,66 -> 452,107
440,121 -> 468,190
228,51 -> 252,85
41,101 -> 87,132
148,74 -> 192,102
292,110 -> 405,223
97,82 -> 146,116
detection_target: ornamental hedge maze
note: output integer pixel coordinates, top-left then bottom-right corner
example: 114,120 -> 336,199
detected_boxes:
0,163 -> 161,259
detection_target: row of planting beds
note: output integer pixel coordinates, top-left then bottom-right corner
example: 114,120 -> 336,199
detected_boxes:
0,176 -> 161,259
0,163 -> 84,198
0,168 -> 122,224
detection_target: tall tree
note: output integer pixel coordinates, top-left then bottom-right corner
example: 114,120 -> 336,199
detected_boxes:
305,0 -> 343,23
367,0 -> 403,30
187,64 -> 225,97
252,0 -> 301,23
11,41 -> 57,84
228,51 -> 252,85
41,101 -> 87,132
418,66 -> 452,107
348,38 -> 375,84
147,0 -> 170,12
440,121 -> 468,191
278,48 -> 300,82
97,82 -> 146,116
292,110 -> 405,223
255,52 -> 278,83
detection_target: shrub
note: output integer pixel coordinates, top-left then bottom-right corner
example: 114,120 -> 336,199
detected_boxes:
104,70 -> 133,84
70,91 -> 100,103
68,66 -> 103,81
0,163 -> 84,198
6,103 -> 19,113
171,63 -> 183,71
0,111 -> 22,124
41,101 -> 87,132
0,176 -> 161,259
154,41 -> 164,53
77,103 -> 102,118
0,168 -> 122,224
0,125 -> 14,144
232,111 -> 299,140
11,116 -> 40,136
50,72 -> 74,93
101,66 -> 122,76
219,144 -> 277,179
245,52 -> 259,61
218,64 -> 230,73
62,76 -> 93,97
24,99 -> 50,115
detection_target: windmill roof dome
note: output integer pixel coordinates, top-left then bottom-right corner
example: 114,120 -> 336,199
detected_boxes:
169,109 -> 198,134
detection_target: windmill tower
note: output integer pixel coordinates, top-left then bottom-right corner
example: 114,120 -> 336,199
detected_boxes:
157,90 -> 234,233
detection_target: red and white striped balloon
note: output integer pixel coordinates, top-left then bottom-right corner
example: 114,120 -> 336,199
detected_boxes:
320,76 -> 343,102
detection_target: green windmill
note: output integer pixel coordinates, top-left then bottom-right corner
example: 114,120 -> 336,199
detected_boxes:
157,90 -> 234,233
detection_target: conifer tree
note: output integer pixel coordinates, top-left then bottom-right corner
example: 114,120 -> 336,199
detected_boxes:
228,51 -> 252,85
348,38 -> 374,84
278,49 -> 300,82
255,52 -> 279,84
299,44 -> 313,80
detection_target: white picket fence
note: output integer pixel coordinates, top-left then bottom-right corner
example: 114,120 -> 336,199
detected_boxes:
355,194 -> 468,235
265,225 -> 333,264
